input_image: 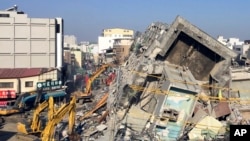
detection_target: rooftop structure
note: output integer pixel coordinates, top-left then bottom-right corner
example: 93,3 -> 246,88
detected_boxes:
0,68 -> 56,79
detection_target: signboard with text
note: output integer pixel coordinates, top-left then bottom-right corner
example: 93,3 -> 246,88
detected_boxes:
37,80 -> 62,91
0,90 -> 16,99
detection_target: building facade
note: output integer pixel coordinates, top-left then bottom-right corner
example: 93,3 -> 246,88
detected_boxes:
64,35 -> 77,45
0,8 -> 64,68
98,28 -> 134,54
113,38 -> 134,64
70,49 -> 83,68
217,36 -> 244,50
0,68 -> 60,94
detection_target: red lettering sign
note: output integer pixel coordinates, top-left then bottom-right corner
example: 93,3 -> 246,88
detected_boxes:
0,90 -> 16,99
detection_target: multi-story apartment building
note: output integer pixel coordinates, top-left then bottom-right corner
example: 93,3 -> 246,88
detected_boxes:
98,28 -> 134,54
64,35 -> 77,45
102,28 -> 133,37
71,49 -> 83,68
113,38 -> 134,64
0,6 -> 64,68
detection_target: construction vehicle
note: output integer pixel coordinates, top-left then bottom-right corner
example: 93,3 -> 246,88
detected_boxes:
40,96 -> 77,141
16,96 -> 77,141
0,89 -> 19,115
0,90 -> 67,116
73,64 -> 111,103
16,96 -> 54,139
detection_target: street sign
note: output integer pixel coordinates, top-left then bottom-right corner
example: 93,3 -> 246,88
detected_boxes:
37,80 -> 62,91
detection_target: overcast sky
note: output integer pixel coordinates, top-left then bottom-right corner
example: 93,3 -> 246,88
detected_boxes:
1,1 -> 250,42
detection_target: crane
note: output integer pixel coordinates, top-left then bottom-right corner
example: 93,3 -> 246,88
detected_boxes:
73,64 -> 111,104
16,96 -> 54,138
40,96 -> 76,141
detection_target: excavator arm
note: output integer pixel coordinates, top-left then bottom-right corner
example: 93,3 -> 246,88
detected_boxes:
41,96 -> 76,141
74,64 -> 111,103
85,64 -> 110,94
17,97 -> 54,134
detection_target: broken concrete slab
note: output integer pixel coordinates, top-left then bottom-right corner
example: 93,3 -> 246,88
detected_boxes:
188,116 -> 224,140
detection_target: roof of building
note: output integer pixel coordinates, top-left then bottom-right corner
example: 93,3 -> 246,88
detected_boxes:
0,68 -> 57,79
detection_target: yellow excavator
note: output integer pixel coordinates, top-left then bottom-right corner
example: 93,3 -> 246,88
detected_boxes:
40,96 -> 77,141
16,96 -> 54,140
73,64 -> 111,104
16,96 -> 77,141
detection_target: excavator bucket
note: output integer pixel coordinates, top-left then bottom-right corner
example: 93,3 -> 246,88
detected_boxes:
17,122 -> 29,135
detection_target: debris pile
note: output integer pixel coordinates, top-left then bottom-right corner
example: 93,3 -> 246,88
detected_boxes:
109,16 -> 246,141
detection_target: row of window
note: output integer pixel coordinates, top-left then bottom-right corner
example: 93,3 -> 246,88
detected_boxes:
104,29 -> 131,32
0,14 -> 10,17
123,35 -> 133,37
0,81 -> 33,88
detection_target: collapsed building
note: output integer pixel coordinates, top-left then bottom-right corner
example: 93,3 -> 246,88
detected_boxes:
111,16 -> 238,141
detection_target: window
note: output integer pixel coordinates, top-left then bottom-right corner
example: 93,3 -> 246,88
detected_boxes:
0,82 -> 14,88
235,48 -> 241,51
25,81 -> 33,87
56,24 -> 60,33
0,14 -> 10,18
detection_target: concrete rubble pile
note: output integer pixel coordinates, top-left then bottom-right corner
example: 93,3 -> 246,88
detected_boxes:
109,16 -> 246,141
73,90 -> 110,141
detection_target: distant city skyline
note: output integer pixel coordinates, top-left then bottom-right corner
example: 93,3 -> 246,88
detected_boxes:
1,1 -> 250,42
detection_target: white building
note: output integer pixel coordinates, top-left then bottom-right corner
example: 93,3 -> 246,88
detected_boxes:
217,36 -> 244,50
87,43 -> 99,64
233,44 -> 250,57
64,35 -> 77,46
217,36 -> 249,57
0,6 -> 64,68
217,36 -> 227,45
98,28 -> 134,54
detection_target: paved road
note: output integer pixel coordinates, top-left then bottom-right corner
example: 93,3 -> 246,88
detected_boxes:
0,122 -> 18,141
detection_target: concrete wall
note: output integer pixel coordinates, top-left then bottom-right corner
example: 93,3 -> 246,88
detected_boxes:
20,76 -> 39,92
113,39 -> 133,64
38,69 -> 59,82
233,44 -> 250,56
56,18 -> 63,68
70,50 -> 82,68
0,11 -> 63,68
